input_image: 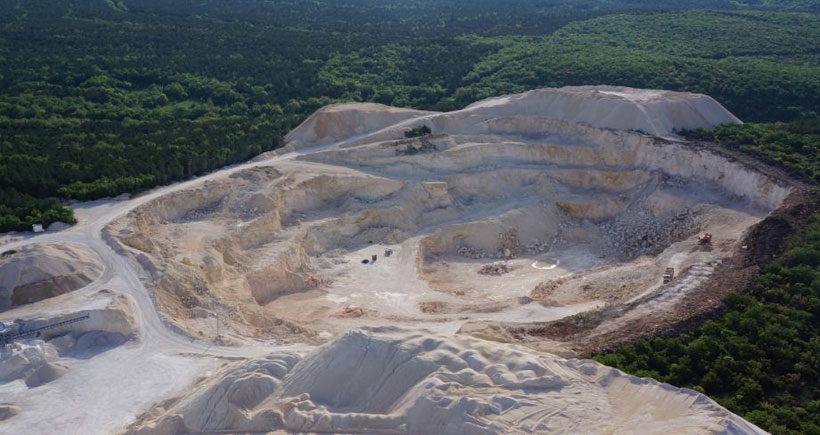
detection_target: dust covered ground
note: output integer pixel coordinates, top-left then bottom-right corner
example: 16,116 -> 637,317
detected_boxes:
3,86 -> 802,434
108,86 -> 793,357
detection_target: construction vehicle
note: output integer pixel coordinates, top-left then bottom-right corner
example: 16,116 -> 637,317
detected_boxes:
0,313 -> 90,346
663,268 -> 675,284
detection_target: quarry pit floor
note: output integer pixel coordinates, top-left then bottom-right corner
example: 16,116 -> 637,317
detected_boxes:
102,100 -> 794,357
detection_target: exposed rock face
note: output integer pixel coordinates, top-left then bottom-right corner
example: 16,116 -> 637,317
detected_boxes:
284,102 -> 432,148
0,243 -> 103,312
124,327 -> 765,435
108,86 -> 792,348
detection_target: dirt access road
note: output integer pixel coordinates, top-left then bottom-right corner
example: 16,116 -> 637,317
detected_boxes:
0,142 -> 337,434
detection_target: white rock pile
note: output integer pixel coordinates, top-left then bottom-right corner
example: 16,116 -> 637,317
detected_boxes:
601,207 -> 699,260
478,262 -> 511,276
125,327 -> 766,435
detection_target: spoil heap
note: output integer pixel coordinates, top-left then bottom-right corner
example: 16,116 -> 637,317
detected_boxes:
125,327 -> 764,435
0,244 -> 103,312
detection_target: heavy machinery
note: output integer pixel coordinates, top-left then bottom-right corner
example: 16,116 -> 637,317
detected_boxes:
0,313 -> 90,346
663,268 -> 675,284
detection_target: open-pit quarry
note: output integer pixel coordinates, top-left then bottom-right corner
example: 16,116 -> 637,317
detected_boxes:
1,86 -> 809,434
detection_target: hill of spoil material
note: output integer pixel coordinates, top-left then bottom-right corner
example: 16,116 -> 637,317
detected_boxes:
0,243 -> 103,312
107,86 -> 794,354
124,327 -> 764,434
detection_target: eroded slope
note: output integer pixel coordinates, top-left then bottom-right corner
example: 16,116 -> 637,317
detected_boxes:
0,243 -> 103,312
107,86 -> 793,353
124,327 -> 764,434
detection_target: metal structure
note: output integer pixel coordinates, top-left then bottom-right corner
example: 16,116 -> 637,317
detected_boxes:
0,313 -> 90,346
663,268 -> 675,284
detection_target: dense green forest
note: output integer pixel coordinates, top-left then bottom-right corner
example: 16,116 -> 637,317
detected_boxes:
687,119 -> 820,183
2,0 -> 820,231
439,11 -> 820,119
593,120 -> 820,434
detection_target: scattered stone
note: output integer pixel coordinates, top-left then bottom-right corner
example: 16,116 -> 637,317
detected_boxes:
498,229 -> 521,259
174,199 -> 224,223
419,301 -> 446,314
393,137 -> 438,156
334,306 -> 367,318
478,262 -> 512,276
517,296 -> 533,305
531,281 -> 559,301
524,237 -> 559,254
456,245 -> 488,259
599,207 -> 700,261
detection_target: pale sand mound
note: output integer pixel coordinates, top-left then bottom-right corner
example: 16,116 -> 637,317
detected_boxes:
285,102 -> 432,148
0,341 -> 49,385
462,86 -> 741,137
125,327 -> 763,435
24,362 -> 68,388
0,404 -> 21,421
0,243 -> 103,311
303,86 -> 742,149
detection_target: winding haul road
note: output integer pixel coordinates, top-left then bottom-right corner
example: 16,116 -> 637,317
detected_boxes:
0,141 -> 345,434
0,110 -> 444,434
1,157 -> 286,359
0,109 -> 430,356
